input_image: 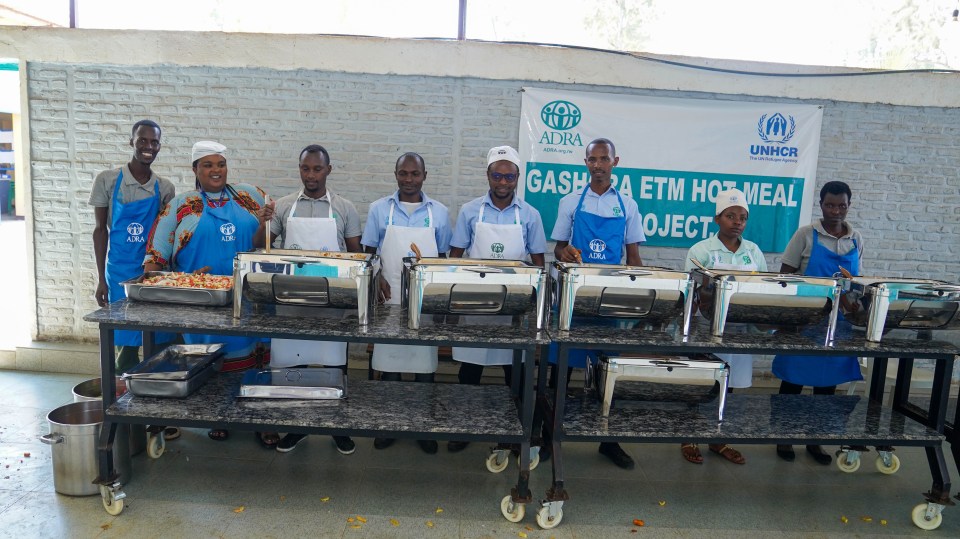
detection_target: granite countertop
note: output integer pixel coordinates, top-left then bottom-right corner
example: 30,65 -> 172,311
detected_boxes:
547,318 -> 960,359
108,372 -> 524,441
561,386 -> 943,444
84,300 -> 549,348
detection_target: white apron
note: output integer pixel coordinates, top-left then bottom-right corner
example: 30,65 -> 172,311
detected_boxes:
271,193 -> 349,368
372,202 -> 440,373
452,205 -> 526,366
705,250 -> 757,389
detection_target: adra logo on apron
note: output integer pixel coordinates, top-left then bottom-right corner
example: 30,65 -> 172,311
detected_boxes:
588,238 -> 607,259
220,222 -> 236,242
125,222 -> 145,243
490,242 -> 505,258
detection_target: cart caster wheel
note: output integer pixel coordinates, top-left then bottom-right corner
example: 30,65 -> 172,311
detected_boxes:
875,453 -> 900,475
518,448 -> 540,471
147,433 -> 165,459
501,495 -> 525,522
100,485 -> 125,516
487,451 -> 510,474
911,503 -> 943,530
536,505 -> 563,529
836,451 -> 861,473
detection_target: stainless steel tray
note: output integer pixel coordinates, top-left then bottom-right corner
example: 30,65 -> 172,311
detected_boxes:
238,368 -> 347,399
122,271 -> 233,306
122,344 -> 225,381
124,356 -> 223,398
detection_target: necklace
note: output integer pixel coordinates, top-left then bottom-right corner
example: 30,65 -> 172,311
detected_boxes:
201,189 -> 227,206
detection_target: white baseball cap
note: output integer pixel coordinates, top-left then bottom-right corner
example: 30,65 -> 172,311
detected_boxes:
192,141 -> 227,163
487,145 -> 521,169
715,188 -> 749,216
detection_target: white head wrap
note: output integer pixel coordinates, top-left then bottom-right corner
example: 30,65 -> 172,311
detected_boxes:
191,141 -> 227,163
715,188 -> 749,216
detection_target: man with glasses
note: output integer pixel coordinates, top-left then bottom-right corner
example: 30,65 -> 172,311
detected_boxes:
550,137 -> 645,470
446,145 -> 546,453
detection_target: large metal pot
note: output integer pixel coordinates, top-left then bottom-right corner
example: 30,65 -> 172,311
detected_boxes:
40,401 -> 132,496
72,378 -> 146,457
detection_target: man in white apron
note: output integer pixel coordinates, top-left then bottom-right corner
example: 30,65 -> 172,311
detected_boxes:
361,152 -> 452,454
252,144 -> 363,455
89,119 -> 179,442
680,188 -> 767,466
446,146 -> 547,453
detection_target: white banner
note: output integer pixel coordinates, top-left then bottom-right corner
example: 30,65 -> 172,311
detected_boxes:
519,87 -> 824,252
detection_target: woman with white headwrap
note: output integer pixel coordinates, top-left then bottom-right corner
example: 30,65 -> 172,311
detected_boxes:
144,141 -> 275,444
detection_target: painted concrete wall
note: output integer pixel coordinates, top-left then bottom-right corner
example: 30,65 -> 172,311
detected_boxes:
2,28 -> 959,342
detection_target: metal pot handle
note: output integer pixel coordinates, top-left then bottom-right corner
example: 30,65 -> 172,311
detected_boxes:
462,266 -> 504,273
40,433 -> 64,445
615,269 -> 653,276
762,277 -> 807,284
917,284 -> 960,293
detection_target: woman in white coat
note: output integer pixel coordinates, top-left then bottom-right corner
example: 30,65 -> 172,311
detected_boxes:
446,146 -> 547,453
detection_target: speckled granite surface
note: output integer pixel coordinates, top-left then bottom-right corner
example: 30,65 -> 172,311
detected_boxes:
561,386 -> 942,443
547,318 -> 960,359
84,300 -> 549,348
108,372 -> 524,441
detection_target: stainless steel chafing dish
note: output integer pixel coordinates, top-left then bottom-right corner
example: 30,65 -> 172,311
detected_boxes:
400,257 -> 547,330
238,368 -> 347,399
692,267 -> 842,345
232,249 -> 379,324
121,344 -> 225,398
841,276 -> 960,342
551,262 -> 694,332
587,354 -> 729,420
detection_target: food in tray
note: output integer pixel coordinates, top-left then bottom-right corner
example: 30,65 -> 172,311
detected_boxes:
142,272 -> 233,290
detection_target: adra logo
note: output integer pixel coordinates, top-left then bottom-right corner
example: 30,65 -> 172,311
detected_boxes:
539,100 -> 584,147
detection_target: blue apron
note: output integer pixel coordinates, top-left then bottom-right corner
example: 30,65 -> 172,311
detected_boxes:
105,172 -> 173,346
550,187 -> 628,368
772,230 -> 863,387
176,190 -> 260,367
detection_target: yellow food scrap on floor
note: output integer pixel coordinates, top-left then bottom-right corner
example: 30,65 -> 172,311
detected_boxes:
426,521 -> 434,528
518,532 -> 527,538
279,496 -> 286,502
658,500 -> 666,506
436,507 -> 443,513
860,516 -> 873,522
356,516 -> 367,523
840,515 -> 849,524
99,524 -> 110,531
233,506 -> 245,513
632,518 -> 645,527
320,497 -> 330,502
390,518 -> 400,527
880,519 -> 888,526
350,524 -> 362,529
347,517 -> 355,523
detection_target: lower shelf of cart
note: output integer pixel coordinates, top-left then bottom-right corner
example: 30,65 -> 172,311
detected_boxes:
106,373 -> 525,441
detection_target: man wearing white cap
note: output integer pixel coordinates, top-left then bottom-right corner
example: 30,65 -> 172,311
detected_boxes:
549,137 -> 644,470
446,145 -> 546,453
679,188 -> 766,466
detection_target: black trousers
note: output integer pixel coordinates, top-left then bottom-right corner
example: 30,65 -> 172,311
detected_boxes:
457,362 -> 513,387
381,371 -> 435,383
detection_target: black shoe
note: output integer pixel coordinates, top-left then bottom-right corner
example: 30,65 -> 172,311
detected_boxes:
374,437 -> 395,450
417,440 -> 438,454
806,445 -> 832,465
447,440 -> 470,453
776,445 -> 796,462
598,442 -> 635,470
276,433 -> 307,453
333,436 -> 355,455
539,444 -> 552,462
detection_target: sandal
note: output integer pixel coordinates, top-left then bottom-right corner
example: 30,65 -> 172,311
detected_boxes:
256,431 -> 280,449
163,427 -> 181,441
207,429 -> 229,441
710,444 -> 746,465
680,443 -> 703,464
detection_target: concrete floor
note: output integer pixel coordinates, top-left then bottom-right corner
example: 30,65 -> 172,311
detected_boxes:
1,369 -> 959,538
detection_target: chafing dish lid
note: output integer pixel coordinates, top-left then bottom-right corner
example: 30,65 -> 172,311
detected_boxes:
411,257 -> 532,268
121,344 -> 225,381
239,249 -> 374,262
553,262 -> 687,278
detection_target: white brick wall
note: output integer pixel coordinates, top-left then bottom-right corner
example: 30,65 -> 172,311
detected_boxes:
26,63 -> 960,341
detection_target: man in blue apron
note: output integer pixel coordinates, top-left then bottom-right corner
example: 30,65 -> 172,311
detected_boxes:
446,145 -> 547,453
252,144 -> 363,455
550,138 -> 645,470
772,181 -> 864,465
89,120 -> 176,372
362,152 -> 453,454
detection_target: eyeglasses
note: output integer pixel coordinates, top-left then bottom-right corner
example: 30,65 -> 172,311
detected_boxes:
490,172 -> 518,183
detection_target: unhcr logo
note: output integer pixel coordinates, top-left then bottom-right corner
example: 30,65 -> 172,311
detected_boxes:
750,113 -> 799,159
541,100 -> 582,130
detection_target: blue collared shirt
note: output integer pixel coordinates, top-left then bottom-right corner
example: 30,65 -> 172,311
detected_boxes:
361,190 -> 452,253
551,186 -> 646,244
450,192 -> 547,255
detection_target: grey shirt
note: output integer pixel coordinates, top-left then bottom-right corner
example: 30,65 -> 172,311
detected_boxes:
780,220 -> 864,274
88,165 -> 176,222
269,189 -> 362,251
